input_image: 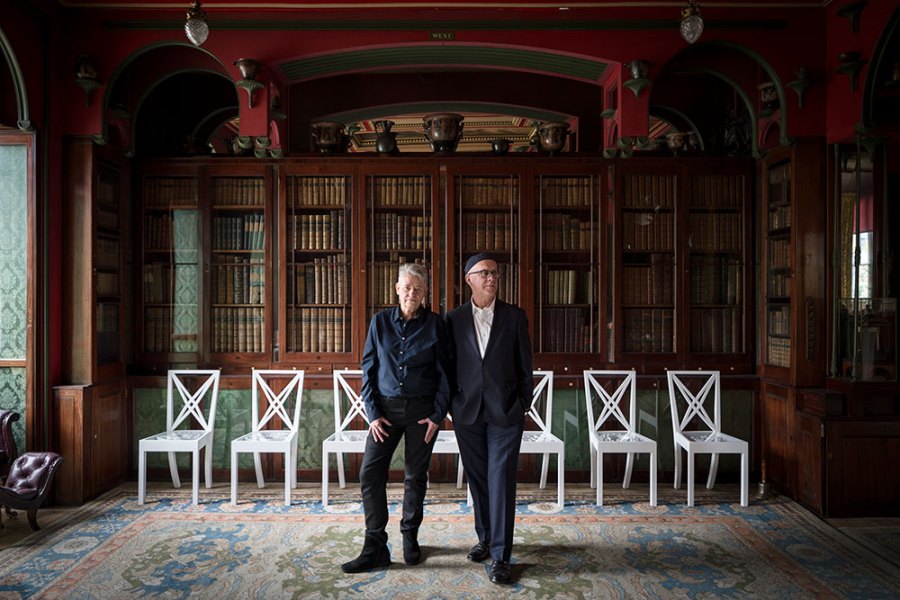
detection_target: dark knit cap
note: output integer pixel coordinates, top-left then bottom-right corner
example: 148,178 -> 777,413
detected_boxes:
464,253 -> 495,275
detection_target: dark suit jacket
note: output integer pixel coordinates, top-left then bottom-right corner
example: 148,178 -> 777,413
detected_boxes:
447,299 -> 534,427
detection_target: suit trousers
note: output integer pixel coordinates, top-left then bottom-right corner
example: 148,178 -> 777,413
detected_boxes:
359,396 -> 438,547
454,418 -> 524,562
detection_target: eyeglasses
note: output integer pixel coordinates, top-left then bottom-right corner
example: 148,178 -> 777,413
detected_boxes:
471,269 -> 501,280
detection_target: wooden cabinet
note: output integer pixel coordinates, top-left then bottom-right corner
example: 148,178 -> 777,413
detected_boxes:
52,382 -> 128,505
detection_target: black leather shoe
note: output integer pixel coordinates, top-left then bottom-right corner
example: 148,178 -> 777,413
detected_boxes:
489,560 -> 512,585
340,544 -> 391,573
402,532 -> 422,565
466,541 -> 490,563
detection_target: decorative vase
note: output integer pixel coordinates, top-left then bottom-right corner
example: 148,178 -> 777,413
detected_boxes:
310,121 -> 349,154
374,120 -> 399,155
666,131 -> 687,154
234,58 -> 261,81
423,113 -> 464,153
533,121 -> 569,154
491,139 -> 510,155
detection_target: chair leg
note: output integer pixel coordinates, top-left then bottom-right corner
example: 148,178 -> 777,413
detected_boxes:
687,451 -> 695,507
456,456 -> 464,489
740,451 -> 749,507
284,450 -> 291,507
673,443 -> 682,489
204,445 -> 213,489
540,452 -> 550,489
589,444 -> 596,489
192,448 -> 200,506
321,450 -> 330,510
623,452 -> 635,489
254,452 -> 265,489
168,451 -> 181,489
138,448 -> 147,505
26,509 -> 39,531
291,443 -> 299,488
557,450 -> 565,511
231,447 -> 239,506
337,451 -> 346,489
597,451 -> 604,506
649,448 -> 658,507
707,453 -> 719,490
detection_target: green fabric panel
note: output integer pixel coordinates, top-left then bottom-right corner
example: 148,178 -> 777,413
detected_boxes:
0,145 -> 28,359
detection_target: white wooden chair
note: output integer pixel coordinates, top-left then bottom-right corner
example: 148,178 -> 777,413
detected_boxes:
138,369 -> 221,506
322,370 -> 370,510
583,370 -> 657,506
519,370 -> 565,510
667,370 -> 749,507
230,369 -> 305,506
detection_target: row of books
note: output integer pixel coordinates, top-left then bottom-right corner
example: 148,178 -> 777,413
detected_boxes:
622,261 -> 674,305
688,213 -> 742,252
540,269 -> 594,305
768,272 -> 791,298
212,256 -> 265,305
286,307 -> 349,353
143,307 -> 199,353
689,175 -> 744,209
622,308 -> 675,353
368,259 -> 429,306
370,177 -> 428,207
767,204 -> 792,231
212,177 -> 265,206
622,174 -> 677,209
538,213 -> 592,251
622,212 -> 675,251
766,337 -> 791,367
96,271 -> 119,297
144,177 -> 199,206
767,305 -> 791,336
142,264 -> 199,304
767,164 -> 792,204
210,307 -> 266,353
97,176 -> 117,206
213,214 -> 266,251
535,177 -> 596,208
143,213 -> 200,252
96,238 -> 120,269
97,205 -> 119,230
537,307 -> 594,353
288,257 -> 349,305
767,238 -> 791,270
373,214 -> 432,250
689,307 -> 743,353
460,212 -> 516,252
457,177 -> 519,207
95,303 -> 119,334
287,176 -> 348,208
289,211 -> 346,250
688,257 -> 742,305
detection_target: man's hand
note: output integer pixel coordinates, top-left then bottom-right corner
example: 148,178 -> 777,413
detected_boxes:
418,418 -> 439,444
368,417 -> 392,443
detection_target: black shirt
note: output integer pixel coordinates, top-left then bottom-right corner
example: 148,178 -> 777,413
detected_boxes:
361,306 -> 451,424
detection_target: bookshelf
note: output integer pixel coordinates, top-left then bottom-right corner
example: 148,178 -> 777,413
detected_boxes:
365,170 -> 436,321
283,170 -> 353,357
533,173 -> 600,354
686,171 -> 747,359
765,160 -> 792,368
450,172 -> 521,308
95,164 -> 124,367
209,172 -> 270,358
617,168 -> 677,356
139,170 -> 201,363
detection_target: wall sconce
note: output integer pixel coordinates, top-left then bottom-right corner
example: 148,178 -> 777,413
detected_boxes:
786,67 -> 813,109
623,60 -> 651,98
234,58 -> 264,108
185,0 -> 209,46
680,0 -> 704,44
74,54 -> 101,107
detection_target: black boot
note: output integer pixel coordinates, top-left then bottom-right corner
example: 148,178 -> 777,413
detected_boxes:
341,536 -> 391,573
402,530 -> 422,565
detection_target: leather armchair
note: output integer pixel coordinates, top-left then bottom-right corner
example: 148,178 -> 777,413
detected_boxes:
0,410 -> 20,481
0,452 -> 63,531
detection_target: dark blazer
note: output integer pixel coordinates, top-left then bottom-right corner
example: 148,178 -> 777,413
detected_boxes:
447,299 -> 534,427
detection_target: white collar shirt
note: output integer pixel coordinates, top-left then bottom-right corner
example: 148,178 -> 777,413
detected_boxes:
472,299 -> 495,358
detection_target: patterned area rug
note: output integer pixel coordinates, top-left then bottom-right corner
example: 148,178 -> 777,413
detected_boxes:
0,484 -> 898,599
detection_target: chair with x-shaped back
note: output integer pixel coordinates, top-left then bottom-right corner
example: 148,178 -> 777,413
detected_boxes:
667,370 -> 748,507
231,369 -> 305,506
321,369 -> 369,510
138,369 -> 220,506
519,370 -> 565,510
583,370 -> 657,506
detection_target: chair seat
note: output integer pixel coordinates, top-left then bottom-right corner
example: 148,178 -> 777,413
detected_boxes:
323,431 -> 368,449
141,430 -> 209,443
233,430 -> 295,444
520,431 -> 561,445
591,430 -> 654,444
681,431 -> 745,445
432,430 -> 459,453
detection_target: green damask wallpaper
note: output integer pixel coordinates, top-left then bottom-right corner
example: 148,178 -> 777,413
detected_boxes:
0,368 -> 26,453
0,145 -> 28,360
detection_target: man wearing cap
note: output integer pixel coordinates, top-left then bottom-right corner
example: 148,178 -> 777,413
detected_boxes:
446,253 -> 533,585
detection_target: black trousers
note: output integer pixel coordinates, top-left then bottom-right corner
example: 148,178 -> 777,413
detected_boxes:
359,396 -> 438,547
